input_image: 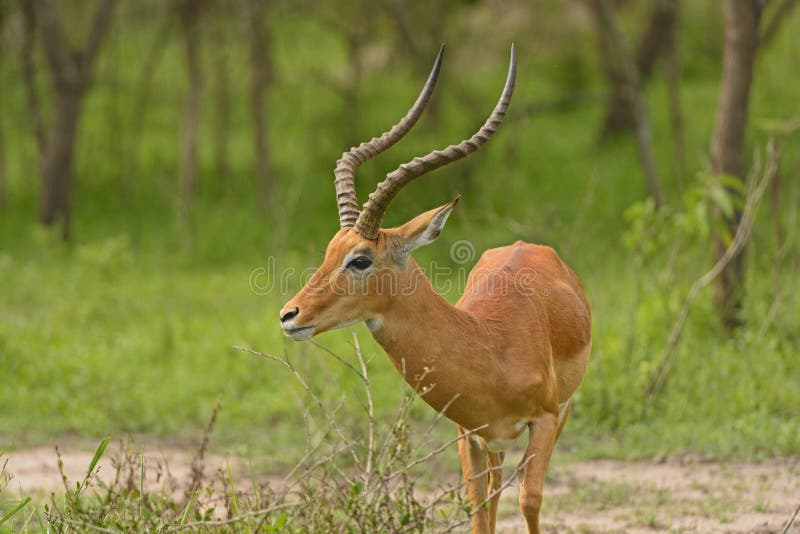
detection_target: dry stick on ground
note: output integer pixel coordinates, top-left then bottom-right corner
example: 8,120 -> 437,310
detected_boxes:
783,500 -> 800,534
184,399 -> 221,501
59,518 -> 118,534
352,332 -> 376,480
645,140 -> 781,398
167,501 -> 302,532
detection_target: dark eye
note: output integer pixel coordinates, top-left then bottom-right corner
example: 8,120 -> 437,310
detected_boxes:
348,256 -> 373,271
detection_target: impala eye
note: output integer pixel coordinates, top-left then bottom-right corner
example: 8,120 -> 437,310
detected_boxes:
348,256 -> 373,271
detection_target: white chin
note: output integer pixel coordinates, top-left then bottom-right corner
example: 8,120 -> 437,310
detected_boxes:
284,327 -> 314,341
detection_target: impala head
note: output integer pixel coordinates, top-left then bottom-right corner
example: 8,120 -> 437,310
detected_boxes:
280,45 -> 516,340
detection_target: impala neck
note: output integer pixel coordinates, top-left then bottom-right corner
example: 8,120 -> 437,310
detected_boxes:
368,259 -> 489,412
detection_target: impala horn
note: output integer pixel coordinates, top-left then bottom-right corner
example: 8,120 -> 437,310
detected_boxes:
334,45 -> 444,229
353,44 -> 517,240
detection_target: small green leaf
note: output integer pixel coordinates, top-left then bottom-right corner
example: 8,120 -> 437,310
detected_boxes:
717,173 -> 745,193
709,184 -> 734,219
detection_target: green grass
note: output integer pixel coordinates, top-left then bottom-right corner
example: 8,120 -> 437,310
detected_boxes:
1,0 -> 799,464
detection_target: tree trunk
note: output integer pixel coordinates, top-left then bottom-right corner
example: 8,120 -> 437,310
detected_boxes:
34,0 -> 117,239
663,2 -> 686,189
599,0 -> 679,139
126,18 -> 172,182
0,99 -> 5,210
39,91 -> 81,236
18,0 -> 46,153
177,0 -> 202,231
592,0 -> 665,207
0,7 -> 6,209
213,17 -> 230,181
246,0 -> 274,210
710,0 -> 764,330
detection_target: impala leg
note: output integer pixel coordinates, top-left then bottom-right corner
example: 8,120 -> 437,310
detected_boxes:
555,397 -> 572,442
518,412 -> 559,534
457,426 -> 490,534
487,451 -> 505,534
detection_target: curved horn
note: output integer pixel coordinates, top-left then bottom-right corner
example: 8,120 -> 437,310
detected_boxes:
335,45 -> 445,228
354,44 -> 517,240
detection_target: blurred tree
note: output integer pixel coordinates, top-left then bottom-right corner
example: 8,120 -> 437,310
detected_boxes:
212,1 -> 230,182
381,0 -> 448,120
0,2 -> 6,208
175,0 -> 203,235
758,0 -> 798,49
126,16 -> 172,183
0,108 -> 5,209
599,0 -> 680,138
18,0 -> 46,153
245,0 -> 274,210
710,0 -> 764,330
34,0 -> 118,239
590,0 -> 664,207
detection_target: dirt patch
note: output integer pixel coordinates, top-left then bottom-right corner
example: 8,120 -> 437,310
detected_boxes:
1,443 -> 246,498
3,445 -> 799,532
496,456 -> 800,533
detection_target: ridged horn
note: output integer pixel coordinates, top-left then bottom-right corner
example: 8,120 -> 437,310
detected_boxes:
353,44 -> 517,240
334,45 -> 445,228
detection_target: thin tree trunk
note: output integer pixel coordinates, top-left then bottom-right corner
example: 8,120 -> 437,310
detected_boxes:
246,0 -> 273,210
213,17 -> 230,181
758,0 -> 798,49
0,7 -> 6,209
126,18 -> 172,182
663,2 -> 686,190
599,0 -> 678,138
177,0 -> 202,232
18,0 -> 46,153
40,91 -> 81,236
0,128 -> 5,210
710,0 -> 764,330
592,0 -> 665,207
343,31 -> 364,155
35,0 -> 117,239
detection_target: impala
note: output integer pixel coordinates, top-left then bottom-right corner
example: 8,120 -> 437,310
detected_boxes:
279,45 -> 591,534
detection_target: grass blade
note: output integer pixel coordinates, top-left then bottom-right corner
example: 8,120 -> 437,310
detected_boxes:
179,491 -> 199,526
86,437 -> 111,480
0,496 -> 32,526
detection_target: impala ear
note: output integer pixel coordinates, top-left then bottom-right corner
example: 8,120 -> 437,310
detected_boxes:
391,196 -> 459,262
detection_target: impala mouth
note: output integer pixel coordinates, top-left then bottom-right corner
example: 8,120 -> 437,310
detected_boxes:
283,325 -> 315,340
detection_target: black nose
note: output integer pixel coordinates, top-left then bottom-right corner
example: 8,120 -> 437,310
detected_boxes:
280,307 -> 299,322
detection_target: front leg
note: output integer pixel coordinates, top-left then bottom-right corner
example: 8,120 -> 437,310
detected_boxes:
457,425 -> 490,533
518,412 -> 558,534
487,451 -> 505,534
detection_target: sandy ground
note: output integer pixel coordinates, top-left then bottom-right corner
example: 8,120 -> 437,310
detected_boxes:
2,445 -> 799,533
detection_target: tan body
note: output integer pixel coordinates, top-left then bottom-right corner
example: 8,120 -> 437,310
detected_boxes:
278,46 -> 591,533
373,241 -> 590,445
